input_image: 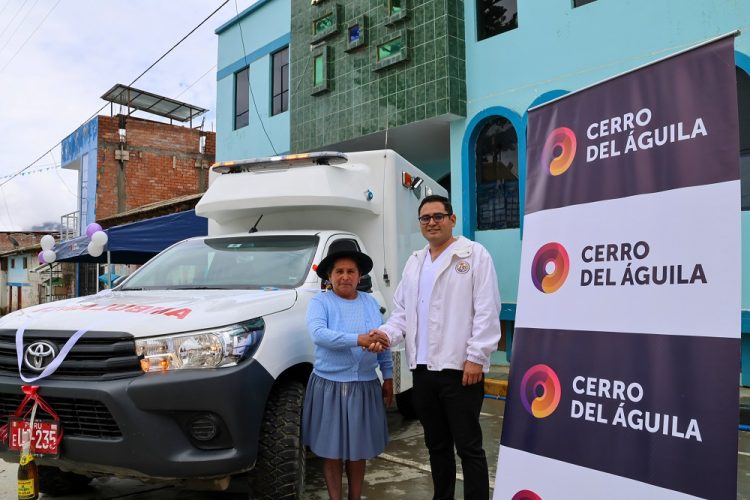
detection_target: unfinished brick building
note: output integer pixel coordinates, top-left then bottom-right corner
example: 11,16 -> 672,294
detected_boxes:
61,85 -> 216,230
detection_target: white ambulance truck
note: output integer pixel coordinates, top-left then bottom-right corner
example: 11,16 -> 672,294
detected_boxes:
0,150 -> 447,498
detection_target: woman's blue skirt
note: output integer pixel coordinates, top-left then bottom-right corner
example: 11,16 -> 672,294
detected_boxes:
302,373 -> 388,460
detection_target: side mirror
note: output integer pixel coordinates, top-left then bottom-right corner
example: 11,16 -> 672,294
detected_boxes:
357,274 -> 373,293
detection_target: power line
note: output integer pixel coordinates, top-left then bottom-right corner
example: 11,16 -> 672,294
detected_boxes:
49,151 -> 77,198
0,0 -> 59,74
0,0 -> 230,190
0,0 -> 26,42
0,185 -> 17,229
0,0 -> 39,56
234,0 -> 278,155
127,1 -> 228,93
0,1 -> 14,18
176,63 -> 217,99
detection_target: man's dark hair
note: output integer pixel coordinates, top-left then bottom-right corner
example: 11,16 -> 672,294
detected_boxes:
418,194 -> 452,215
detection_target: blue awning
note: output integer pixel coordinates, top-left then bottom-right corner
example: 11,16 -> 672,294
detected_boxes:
55,210 -> 207,264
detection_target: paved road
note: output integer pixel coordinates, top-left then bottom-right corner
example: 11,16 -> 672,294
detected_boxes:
0,399 -> 502,499
0,398 -> 748,499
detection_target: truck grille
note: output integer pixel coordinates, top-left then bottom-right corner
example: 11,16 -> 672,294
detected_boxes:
0,393 -> 121,438
0,329 -> 142,380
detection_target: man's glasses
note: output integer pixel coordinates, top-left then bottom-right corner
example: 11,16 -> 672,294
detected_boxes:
418,213 -> 452,225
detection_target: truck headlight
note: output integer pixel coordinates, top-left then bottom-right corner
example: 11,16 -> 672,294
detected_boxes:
135,318 -> 265,373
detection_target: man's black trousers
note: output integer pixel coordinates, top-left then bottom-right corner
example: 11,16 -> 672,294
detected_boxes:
412,366 -> 489,500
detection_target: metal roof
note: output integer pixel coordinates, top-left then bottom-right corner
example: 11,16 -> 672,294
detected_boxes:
101,84 -> 207,123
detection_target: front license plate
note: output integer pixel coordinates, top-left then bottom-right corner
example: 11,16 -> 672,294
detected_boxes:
8,417 -> 61,456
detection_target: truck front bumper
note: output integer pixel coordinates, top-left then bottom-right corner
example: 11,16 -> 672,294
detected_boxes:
0,359 -> 275,480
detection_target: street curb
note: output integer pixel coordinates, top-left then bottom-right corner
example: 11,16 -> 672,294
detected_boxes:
485,378 -> 507,398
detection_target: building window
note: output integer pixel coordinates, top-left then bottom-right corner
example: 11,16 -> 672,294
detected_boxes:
345,15 -> 368,52
349,24 -> 361,43
314,13 -> 335,35
10,258 -> 15,269
311,46 -> 329,95
373,31 -> 408,71
234,67 -> 249,129
378,38 -> 403,61
311,6 -> 339,43
475,116 -> 519,230
314,55 -> 325,86
385,0 -> 408,25
272,48 -> 289,116
573,0 -> 597,6
738,68 -> 750,210
476,0 -> 518,41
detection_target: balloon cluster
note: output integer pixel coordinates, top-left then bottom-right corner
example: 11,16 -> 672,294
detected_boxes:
38,235 -> 56,264
86,223 -> 108,258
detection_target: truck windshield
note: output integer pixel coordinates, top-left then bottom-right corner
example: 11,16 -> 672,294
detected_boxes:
121,235 -> 319,290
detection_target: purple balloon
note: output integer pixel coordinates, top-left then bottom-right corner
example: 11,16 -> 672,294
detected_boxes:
86,222 -> 103,239
38,250 -> 45,264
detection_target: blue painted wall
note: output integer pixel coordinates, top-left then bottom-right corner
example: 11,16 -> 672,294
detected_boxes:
61,117 -> 99,232
7,256 -> 28,286
453,0 -> 750,311
215,0 -> 291,162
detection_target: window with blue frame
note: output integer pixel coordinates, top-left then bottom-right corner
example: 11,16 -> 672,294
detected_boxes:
738,67 -> 750,210
476,0 -> 518,41
234,67 -> 249,129
475,116 -> 519,230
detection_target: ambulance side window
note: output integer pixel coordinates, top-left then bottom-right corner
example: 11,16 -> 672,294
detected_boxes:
324,238 -> 372,293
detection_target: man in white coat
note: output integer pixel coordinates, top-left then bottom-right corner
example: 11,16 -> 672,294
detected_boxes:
373,194 -> 502,500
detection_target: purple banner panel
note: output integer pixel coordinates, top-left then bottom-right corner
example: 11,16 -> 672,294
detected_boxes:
502,327 -> 739,500
525,36 -> 739,215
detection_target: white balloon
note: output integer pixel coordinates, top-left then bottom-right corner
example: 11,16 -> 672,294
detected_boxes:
91,231 -> 108,246
87,242 -> 104,258
42,250 -> 56,263
40,235 -> 55,251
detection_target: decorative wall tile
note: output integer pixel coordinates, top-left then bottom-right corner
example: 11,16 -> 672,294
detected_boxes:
291,0 -> 466,153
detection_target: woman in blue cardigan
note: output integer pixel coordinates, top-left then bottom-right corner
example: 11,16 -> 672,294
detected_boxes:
302,250 -> 393,500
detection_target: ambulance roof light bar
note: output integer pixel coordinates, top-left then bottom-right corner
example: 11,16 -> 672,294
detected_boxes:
212,152 -> 349,174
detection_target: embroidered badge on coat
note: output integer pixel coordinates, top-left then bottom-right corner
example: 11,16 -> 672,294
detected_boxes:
455,261 -> 470,274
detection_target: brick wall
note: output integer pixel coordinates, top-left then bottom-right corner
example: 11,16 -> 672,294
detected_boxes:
95,115 -> 216,219
0,232 -> 47,253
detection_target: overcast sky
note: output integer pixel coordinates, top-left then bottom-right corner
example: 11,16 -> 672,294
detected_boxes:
0,0 -> 256,231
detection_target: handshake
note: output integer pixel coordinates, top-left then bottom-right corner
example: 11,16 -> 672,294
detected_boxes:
356,329 -> 390,353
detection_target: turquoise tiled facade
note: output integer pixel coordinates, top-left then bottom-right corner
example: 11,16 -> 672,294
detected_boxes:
290,0 -> 466,153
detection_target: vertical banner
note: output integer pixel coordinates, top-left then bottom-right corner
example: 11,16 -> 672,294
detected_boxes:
494,35 -> 740,500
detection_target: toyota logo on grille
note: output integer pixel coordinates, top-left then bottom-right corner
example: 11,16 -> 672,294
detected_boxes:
24,341 -> 58,372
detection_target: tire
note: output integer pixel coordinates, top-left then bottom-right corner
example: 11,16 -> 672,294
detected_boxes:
38,465 -> 92,496
396,388 -> 418,420
251,379 -> 306,499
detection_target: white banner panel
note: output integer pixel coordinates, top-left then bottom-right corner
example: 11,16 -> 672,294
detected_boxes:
493,446 -> 700,500
516,181 -> 740,338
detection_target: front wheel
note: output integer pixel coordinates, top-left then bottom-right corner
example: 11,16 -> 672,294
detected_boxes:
250,379 -> 306,499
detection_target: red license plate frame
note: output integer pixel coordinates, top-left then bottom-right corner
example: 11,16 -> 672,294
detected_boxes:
8,417 -> 61,456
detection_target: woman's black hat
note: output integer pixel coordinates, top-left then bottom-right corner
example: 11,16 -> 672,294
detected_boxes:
316,250 -> 373,279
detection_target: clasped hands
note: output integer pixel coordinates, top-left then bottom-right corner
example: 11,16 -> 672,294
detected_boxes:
356,329 -> 390,353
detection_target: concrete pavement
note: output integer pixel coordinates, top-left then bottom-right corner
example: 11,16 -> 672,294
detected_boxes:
1,366 -> 749,499
0,398 -> 505,499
